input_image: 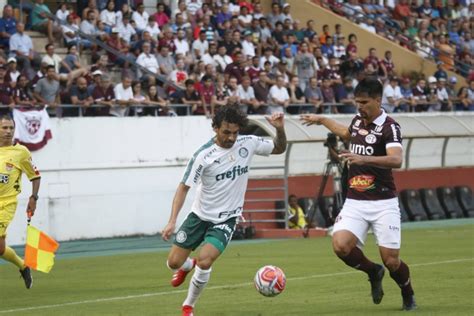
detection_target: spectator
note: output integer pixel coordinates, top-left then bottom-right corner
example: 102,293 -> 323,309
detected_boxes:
287,76 -> 306,114
144,84 -> 170,116
268,75 -> 289,114
131,81 -> 147,116
82,0 -> 100,22
106,27 -> 129,65
62,13 -> 90,50
433,62 -> 448,81
288,195 -> 307,229
281,47 -> 295,76
136,42 -> 160,76
145,16 -> 161,40
6,57 -> 20,85
303,20 -> 316,40
437,34 -> 455,71
224,51 -> 246,84
253,71 -> 270,113
455,86 -> 473,111
112,76 -> 134,117
168,59 -> 188,90
0,5 -> 16,51
41,44 -> 62,75
346,33 -> 358,56
55,3 -> 70,24
340,51 -> 364,79
157,46 -> 176,76
292,42 -> 316,91
304,77 -> 323,113
214,45 -> 233,73
33,65 -> 60,115
175,79 -> 201,116
381,76 -> 406,113
12,74 -> 35,109
9,23 -> 39,80
319,24 -> 330,45
132,3 -> 149,33
70,77 -> 93,116
237,75 -> 260,114
320,77 -> 337,113
426,76 -> 439,111
281,3 -> 293,23
174,28 -> 190,56
117,14 -> 137,44
412,78 -> 430,112
99,0 -> 116,33
333,36 -> 346,59
242,31 -> 256,58
334,77 -> 357,114
435,78 -> 452,111
321,36 -> 335,58
91,74 -> 115,116
266,3 -> 283,28
80,10 -> 99,37
153,3 -> 170,28
192,30 -> 209,61
260,47 -> 280,70
31,0 -> 59,44
399,78 -> 415,112
0,64 -> 13,112
198,75 -> 214,117
238,6 -> 253,29
259,17 -> 272,44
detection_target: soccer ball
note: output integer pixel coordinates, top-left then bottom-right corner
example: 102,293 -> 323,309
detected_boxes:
254,265 -> 286,297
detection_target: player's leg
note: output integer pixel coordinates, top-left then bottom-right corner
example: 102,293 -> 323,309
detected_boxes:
332,201 -> 385,304
182,217 -> 236,314
167,213 -> 206,287
373,204 -> 416,311
0,227 -> 33,289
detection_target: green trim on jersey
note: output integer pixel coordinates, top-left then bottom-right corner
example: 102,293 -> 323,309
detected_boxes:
181,138 -> 215,184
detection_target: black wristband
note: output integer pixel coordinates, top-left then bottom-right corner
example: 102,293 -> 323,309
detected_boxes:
30,195 -> 39,201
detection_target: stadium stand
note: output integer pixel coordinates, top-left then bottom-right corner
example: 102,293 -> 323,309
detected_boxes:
0,0 -> 470,119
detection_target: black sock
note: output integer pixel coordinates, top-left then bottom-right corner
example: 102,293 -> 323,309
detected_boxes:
389,261 -> 414,298
338,247 -> 377,275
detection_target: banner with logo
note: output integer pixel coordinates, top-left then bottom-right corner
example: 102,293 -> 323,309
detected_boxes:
13,108 -> 53,151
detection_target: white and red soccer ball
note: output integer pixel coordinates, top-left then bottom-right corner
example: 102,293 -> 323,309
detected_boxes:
254,265 -> 286,297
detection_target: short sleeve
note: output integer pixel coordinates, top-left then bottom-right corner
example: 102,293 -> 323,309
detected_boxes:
252,136 -> 274,156
19,149 -> 40,180
384,122 -> 403,149
181,151 -> 206,187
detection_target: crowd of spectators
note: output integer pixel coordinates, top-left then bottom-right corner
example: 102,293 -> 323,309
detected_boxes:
320,0 -> 473,78
0,0 -> 471,117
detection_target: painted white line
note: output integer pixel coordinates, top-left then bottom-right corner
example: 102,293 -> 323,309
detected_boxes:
0,257 -> 472,314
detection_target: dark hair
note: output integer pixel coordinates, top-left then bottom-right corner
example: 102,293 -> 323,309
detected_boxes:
46,65 -> 55,71
288,194 -> 297,201
0,115 -> 14,126
185,79 -> 195,87
354,77 -> 383,98
212,105 -> 248,129
45,43 -> 53,50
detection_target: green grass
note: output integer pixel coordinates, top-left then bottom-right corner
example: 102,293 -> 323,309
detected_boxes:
1,224 -> 473,316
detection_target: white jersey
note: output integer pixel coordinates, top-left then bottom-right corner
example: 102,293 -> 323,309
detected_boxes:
182,135 -> 274,223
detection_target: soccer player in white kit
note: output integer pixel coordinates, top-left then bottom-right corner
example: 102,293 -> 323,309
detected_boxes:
162,105 -> 287,316
301,78 -> 416,311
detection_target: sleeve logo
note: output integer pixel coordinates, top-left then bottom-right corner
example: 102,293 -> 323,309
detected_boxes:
349,175 -> 376,192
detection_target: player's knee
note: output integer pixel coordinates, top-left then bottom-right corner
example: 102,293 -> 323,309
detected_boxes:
166,255 -> 184,270
332,238 -> 352,257
382,256 -> 400,272
196,257 -> 214,270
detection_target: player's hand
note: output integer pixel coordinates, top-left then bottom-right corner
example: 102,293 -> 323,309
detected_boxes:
161,222 -> 176,241
300,114 -> 325,126
339,152 -> 367,166
265,112 -> 284,129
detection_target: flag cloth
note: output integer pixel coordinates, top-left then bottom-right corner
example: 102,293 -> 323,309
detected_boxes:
13,108 -> 52,151
24,225 -> 60,273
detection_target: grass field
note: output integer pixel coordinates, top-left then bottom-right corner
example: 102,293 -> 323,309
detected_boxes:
1,221 -> 473,315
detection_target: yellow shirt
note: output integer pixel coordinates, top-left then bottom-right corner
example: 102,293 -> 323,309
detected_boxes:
0,144 -> 40,201
288,206 -> 307,229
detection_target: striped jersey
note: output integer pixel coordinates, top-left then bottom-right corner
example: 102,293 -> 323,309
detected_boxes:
181,135 -> 274,223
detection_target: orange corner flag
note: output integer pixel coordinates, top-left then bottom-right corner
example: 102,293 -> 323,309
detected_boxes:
24,225 -> 60,273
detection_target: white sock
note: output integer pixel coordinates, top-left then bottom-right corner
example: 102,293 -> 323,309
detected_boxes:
183,266 -> 211,307
167,257 -> 194,273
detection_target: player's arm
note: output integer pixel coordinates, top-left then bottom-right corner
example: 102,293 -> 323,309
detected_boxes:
27,178 -> 41,216
340,146 -> 403,169
300,114 -> 351,142
162,182 -> 190,241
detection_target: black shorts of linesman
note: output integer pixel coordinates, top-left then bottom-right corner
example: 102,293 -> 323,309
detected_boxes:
301,77 -> 416,311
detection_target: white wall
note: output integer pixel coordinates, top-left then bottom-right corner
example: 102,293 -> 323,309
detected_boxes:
6,116 -> 473,245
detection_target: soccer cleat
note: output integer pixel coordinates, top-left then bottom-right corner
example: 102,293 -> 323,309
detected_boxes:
368,264 -> 385,304
19,267 -> 33,289
171,259 -> 196,287
182,305 -> 194,316
402,295 -> 417,311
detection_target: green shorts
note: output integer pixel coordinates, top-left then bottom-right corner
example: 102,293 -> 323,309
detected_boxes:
173,212 -> 237,253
